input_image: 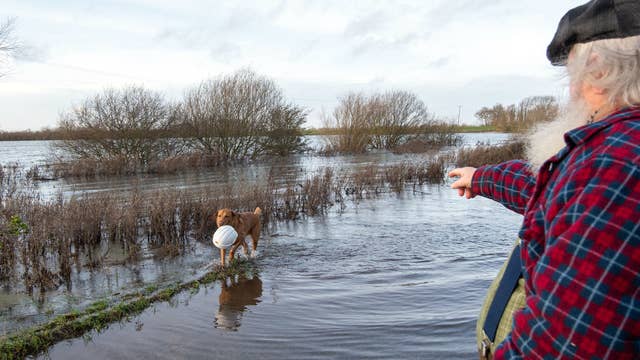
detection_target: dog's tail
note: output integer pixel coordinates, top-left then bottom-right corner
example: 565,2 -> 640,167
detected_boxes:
254,207 -> 262,216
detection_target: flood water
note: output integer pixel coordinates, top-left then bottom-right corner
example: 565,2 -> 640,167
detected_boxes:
0,134 -> 522,359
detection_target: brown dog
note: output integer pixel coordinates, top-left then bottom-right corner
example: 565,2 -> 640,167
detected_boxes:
214,207 -> 262,266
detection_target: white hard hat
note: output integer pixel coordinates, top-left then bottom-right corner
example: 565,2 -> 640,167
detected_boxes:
212,225 -> 238,249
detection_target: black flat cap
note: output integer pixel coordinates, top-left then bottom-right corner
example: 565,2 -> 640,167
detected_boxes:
547,0 -> 640,65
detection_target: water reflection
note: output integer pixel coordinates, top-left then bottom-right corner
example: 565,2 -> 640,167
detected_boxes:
214,275 -> 263,331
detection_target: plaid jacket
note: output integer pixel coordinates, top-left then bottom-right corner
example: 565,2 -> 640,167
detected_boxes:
471,107 -> 640,359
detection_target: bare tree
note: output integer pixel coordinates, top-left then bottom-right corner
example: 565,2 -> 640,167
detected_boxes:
369,90 -> 431,149
518,96 -> 558,127
323,92 -> 372,153
324,90 -> 433,153
260,104 -> 308,156
0,18 -> 20,78
474,96 -> 558,132
55,86 -> 176,167
181,69 -> 297,159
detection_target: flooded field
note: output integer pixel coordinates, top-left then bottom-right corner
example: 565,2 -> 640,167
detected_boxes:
0,134 -> 522,359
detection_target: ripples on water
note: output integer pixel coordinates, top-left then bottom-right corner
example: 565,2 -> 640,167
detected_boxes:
0,134 -> 521,359
40,192 -> 520,359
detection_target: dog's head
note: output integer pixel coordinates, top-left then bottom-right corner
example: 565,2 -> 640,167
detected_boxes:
215,208 -> 236,227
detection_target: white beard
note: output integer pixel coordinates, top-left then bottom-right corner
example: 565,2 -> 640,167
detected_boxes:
525,97 -> 593,171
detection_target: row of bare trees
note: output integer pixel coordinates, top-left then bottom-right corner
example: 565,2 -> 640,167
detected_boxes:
55,70 -> 308,170
55,72 -> 451,170
475,96 -> 559,132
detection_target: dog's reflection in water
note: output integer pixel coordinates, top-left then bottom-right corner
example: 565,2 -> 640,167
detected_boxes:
214,275 -> 263,331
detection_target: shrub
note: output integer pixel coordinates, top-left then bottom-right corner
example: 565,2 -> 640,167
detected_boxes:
180,69 -> 307,159
322,90 -> 438,154
54,86 -> 178,168
259,104 -> 309,156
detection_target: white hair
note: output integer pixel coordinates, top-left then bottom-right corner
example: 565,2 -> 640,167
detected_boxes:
567,35 -> 640,107
525,35 -> 640,172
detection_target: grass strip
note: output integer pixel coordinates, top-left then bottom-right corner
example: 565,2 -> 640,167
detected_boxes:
0,260 -> 256,360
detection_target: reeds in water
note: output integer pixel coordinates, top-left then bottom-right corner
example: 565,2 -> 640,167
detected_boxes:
0,156 -> 447,292
455,139 -> 526,168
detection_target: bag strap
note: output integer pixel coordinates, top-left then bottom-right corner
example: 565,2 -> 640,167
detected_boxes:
482,243 -> 523,342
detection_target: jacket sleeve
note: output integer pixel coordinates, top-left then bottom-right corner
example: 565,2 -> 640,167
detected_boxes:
495,156 -> 640,359
470,160 -> 536,215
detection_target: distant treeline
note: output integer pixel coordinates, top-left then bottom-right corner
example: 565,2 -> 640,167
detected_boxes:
475,96 -> 559,132
1,97 -> 559,143
0,123 -> 495,141
0,68 -> 559,176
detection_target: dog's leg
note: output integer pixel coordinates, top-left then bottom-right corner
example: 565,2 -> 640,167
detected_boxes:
228,241 -> 242,262
241,237 -> 250,258
250,225 -> 261,258
220,248 -> 226,267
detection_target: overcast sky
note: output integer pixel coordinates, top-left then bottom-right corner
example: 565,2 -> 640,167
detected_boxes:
1,0 -> 586,131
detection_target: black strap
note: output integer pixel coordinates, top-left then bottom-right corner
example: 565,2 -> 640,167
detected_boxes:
483,243 -> 523,342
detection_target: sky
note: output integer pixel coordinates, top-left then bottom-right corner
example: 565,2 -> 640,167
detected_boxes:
0,0 -> 586,131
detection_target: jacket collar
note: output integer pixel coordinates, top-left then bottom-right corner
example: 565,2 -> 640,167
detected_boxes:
563,106 -> 640,148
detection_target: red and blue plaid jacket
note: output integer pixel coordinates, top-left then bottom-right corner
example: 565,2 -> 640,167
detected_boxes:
471,107 -> 640,359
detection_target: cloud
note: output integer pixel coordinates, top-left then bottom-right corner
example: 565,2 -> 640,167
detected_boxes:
1,0 -> 580,131
154,26 -> 208,49
222,6 -> 261,31
423,0 -> 510,29
288,38 -> 320,61
426,56 -> 450,69
343,10 -> 387,38
348,32 -> 422,57
267,0 -> 288,18
210,42 -> 243,63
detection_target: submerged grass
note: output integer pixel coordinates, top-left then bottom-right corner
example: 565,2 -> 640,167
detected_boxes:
1,156 -> 448,294
455,138 -> 526,168
49,152 -> 231,178
0,259 -> 256,360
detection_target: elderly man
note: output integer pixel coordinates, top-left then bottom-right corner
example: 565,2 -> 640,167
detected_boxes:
449,0 -> 640,359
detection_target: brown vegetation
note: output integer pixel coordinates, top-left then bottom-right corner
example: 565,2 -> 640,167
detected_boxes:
391,123 -> 463,154
324,91 -> 448,153
49,151 -> 229,178
180,69 -> 308,159
29,70 -> 310,178
322,91 -> 461,154
0,156 -> 447,293
455,138 -> 526,168
55,86 -> 180,168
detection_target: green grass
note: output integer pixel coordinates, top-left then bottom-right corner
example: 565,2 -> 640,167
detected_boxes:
451,124 -> 497,133
0,259 -> 257,360
304,125 -> 498,136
